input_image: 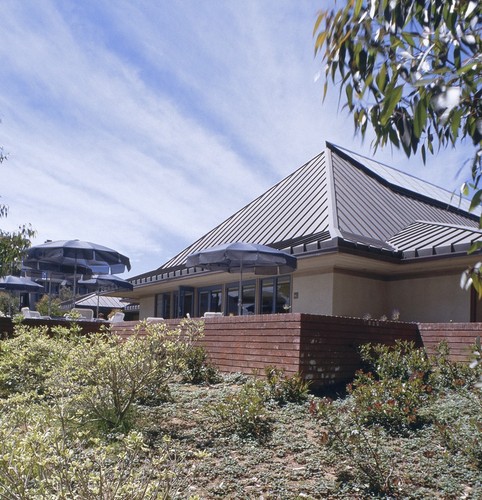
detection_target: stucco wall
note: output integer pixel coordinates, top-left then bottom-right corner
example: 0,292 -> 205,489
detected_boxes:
388,274 -> 470,323
332,272 -> 389,319
292,273 -> 333,314
139,296 -> 156,319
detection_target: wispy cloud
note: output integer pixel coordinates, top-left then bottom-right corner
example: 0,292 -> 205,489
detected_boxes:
0,0 -> 471,276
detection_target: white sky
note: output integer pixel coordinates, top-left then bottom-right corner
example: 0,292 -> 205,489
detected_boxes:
0,1 -> 473,277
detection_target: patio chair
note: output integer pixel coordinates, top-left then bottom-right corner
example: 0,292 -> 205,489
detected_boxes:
203,312 -> 223,318
70,308 -> 94,321
21,307 -> 50,319
109,312 -> 125,323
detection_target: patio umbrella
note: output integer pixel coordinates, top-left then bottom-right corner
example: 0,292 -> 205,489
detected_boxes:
0,276 -> 44,315
186,242 -> 297,315
0,275 -> 44,292
25,240 -> 131,297
78,274 -> 133,317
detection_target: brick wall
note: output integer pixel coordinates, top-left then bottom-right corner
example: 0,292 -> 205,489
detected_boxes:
2,315 -> 479,390
418,323 -> 481,362
298,314 -> 421,387
112,314 -> 421,388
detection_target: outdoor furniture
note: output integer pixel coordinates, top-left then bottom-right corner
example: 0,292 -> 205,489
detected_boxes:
203,312 -> 223,318
21,307 -> 50,320
109,312 -> 125,323
69,308 -> 94,321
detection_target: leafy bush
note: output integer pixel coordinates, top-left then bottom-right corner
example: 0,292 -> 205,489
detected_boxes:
310,340 -> 482,496
67,319 -> 204,433
0,397 -> 177,498
310,397 -> 396,496
349,340 -> 481,433
209,379 -> 273,441
264,366 -> 310,404
181,345 -> 221,385
0,291 -> 19,316
35,293 -> 62,317
0,324 -> 70,398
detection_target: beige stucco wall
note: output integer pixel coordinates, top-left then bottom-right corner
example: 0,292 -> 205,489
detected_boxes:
292,272 -> 333,314
388,274 -> 470,323
139,296 -> 156,319
331,272 -> 390,319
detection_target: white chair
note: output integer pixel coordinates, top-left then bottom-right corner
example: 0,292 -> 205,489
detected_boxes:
203,311 -> 223,318
109,312 -> 125,323
21,307 -> 50,319
69,308 -> 94,321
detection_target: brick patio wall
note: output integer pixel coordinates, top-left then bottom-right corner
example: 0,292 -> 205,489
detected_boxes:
418,323 -> 481,362
1,315 -> 479,389
298,314 -> 421,387
112,314 -> 421,388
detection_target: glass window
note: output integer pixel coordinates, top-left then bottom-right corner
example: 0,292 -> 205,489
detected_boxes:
155,292 -> 171,318
260,276 -> 291,314
226,284 -> 238,315
198,286 -> 223,317
276,276 -> 291,313
261,278 -> 275,314
226,281 -> 256,315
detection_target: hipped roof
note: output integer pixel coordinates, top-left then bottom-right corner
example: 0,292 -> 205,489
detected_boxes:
132,143 -> 481,284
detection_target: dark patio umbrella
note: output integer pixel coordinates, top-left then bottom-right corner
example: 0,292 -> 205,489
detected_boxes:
78,274 -> 133,317
0,275 -> 44,292
25,240 -> 131,297
0,276 -> 44,315
186,242 -> 297,315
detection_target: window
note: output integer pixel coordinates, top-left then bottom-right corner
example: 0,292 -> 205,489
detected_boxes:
155,292 -> 171,318
226,280 -> 256,315
260,275 -> 291,314
198,286 -> 222,317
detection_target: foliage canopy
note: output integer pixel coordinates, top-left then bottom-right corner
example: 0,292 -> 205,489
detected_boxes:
314,0 -> 481,164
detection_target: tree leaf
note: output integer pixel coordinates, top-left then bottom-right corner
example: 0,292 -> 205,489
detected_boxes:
380,85 -> 403,126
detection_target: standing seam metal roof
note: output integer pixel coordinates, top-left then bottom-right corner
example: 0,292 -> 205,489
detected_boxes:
132,143 -> 481,282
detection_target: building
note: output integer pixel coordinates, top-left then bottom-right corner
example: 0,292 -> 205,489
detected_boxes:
125,143 -> 482,322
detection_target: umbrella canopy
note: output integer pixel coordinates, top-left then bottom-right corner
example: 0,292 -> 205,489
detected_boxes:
26,240 -> 131,274
25,240 -> 131,297
186,242 -> 297,315
0,275 -> 44,292
78,274 -> 133,291
78,274 -> 133,317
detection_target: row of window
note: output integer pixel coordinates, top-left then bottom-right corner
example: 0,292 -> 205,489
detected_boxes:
155,275 -> 291,319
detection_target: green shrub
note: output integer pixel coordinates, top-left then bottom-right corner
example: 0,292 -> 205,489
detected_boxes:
0,324 -> 70,398
66,318 -> 204,433
181,345 -> 221,385
347,370 -> 430,433
0,291 -> 19,316
35,294 -> 62,317
350,340 -> 481,433
0,397 -> 176,498
310,397 -> 396,496
209,379 -> 273,441
264,366 -> 310,404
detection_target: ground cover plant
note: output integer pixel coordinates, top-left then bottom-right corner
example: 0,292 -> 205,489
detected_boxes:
0,321 -> 480,498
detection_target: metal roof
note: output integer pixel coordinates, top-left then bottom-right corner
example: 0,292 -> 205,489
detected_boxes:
73,293 -> 128,309
388,221 -> 482,258
131,143 -> 481,284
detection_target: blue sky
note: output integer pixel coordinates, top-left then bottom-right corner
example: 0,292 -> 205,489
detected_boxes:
0,1 -> 472,277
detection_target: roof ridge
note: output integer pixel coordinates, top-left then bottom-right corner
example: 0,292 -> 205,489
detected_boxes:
324,144 -> 343,239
